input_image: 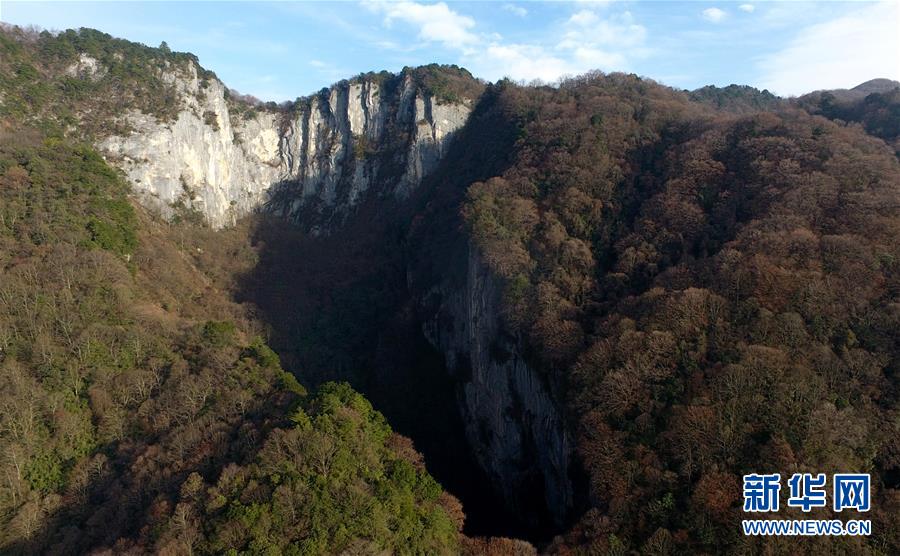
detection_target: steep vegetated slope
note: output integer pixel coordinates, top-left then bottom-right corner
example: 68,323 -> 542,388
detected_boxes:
0,28 -> 468,555
431,73 -> 900,554
2,23 -> 900,556
0,129 -> 466,555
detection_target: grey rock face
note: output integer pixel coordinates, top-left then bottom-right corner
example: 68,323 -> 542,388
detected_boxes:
99,65 -> 471,230
99,62 -> 282,228
65,53 -> 107,81
267,75 -> 471,231
422,247 -> 574,528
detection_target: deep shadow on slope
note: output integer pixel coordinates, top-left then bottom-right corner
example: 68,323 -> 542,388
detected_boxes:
234,85 -> 561,541
236,215 -> 529,539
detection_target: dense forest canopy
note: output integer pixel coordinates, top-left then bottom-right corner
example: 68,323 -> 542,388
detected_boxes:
0,126 -> 469,554
1,23 -> 899,555
450,72 -> 900,554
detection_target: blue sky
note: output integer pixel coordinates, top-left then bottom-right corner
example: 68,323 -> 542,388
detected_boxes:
2,1 -> 897,101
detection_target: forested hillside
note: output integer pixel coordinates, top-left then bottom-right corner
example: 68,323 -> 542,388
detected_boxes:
2,23 -> 899,556
0,126 -> 463,554
447,74 -> 900,553
1,25 -> 211,134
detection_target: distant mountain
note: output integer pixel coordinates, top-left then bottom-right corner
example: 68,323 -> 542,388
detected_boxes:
852,78 -> 900,95
795,78 -> 900,154
688,79 -> 900,109
798,77 -> 899,105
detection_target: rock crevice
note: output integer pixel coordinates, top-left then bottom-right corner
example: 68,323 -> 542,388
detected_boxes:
422,246 -> 575,532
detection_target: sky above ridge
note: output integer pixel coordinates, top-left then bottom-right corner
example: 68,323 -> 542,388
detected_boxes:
2,1 -> 898,102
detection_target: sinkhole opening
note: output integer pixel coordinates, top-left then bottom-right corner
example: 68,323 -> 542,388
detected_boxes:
236,217 -> 568,544
357,333 -> 560,543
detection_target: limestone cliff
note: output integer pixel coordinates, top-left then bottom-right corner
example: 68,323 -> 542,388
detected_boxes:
99,64 -> 472,230
99,62 -> 282,228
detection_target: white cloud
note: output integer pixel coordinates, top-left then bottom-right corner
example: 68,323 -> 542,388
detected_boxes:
572,46 -> 626,69
490,6 -> 648,79
561,9 -> 646,49
739,4 -> 755,13
702,8 -> 727,23
309,60 -> 327,68
480,43 -> 573,82
365,1 -> 478,50
757,0 -> 900,96
568,9 -> 601,27
502,3 -> 528,18
538,7 -> 647,79
366,0 -> 647,84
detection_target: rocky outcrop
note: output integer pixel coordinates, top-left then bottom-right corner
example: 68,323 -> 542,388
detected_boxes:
422,247 -> 574,530
100,63 -> 282,228
267,75 -> 470,231
99,64 -> 471,230
65,53 -> 106,81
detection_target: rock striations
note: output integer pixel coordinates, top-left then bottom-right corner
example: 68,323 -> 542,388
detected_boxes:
100,62 -> 472,230
422,248 -> 575,531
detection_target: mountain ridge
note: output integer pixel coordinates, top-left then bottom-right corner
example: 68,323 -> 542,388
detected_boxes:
5,25 -> 897,232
